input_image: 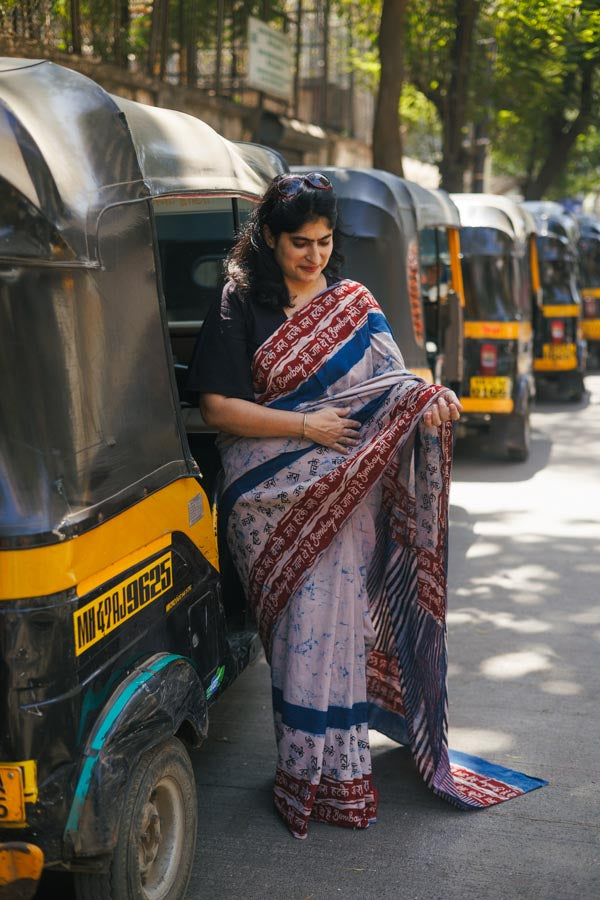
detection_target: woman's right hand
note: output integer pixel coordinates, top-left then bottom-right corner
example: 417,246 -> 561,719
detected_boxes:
304,407 -> 362,454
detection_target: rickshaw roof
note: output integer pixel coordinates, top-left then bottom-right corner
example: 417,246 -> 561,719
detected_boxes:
451,193 -> 536,243
576,215 -> 600,240
0,58 -> 272,262
522,201 -> 579,247
292,166 -> 460,232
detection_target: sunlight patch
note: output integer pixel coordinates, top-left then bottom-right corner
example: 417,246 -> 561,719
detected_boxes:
448,727 -> 513,755
480,649 -> 553,679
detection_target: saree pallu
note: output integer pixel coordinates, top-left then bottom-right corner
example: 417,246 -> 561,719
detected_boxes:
218,280 -> 547,839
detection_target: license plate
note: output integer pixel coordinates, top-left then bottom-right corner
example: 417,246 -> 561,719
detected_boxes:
542,343 -> 576,362
469,376 -> 512,399
0,765 -> 26,823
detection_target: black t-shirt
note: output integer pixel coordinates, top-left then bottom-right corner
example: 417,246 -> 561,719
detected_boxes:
187,281 -> 287,401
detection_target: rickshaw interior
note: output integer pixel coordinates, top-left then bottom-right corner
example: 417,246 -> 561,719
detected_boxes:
449,194 -> 535,460
523,202 -> 585,400
458,227 -> 520,321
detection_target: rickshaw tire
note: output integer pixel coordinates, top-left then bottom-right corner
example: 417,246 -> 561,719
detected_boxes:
73,737 -> 197,900
505,411 -> 530,462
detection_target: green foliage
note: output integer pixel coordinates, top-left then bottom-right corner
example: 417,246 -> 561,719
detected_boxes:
400,83 -> 441,163
490,0 -> 600,196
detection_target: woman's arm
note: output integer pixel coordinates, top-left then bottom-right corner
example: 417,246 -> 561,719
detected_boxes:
200,393 -> 362,453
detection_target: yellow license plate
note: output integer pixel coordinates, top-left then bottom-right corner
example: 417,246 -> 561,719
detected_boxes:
0,765 -> 26,824
469,376 -> 512,399
542,343 -> 576,362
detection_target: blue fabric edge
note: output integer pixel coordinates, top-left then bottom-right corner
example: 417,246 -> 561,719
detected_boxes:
448,749 -> 549,792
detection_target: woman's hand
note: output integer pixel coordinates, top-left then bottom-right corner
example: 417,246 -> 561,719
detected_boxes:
304,406 -> 361,453
423,390 -> 462,427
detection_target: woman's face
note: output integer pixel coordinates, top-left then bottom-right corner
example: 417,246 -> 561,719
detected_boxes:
265,216 -> 333,292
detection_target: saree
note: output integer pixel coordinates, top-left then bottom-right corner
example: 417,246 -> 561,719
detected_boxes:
217,279 -> 547,839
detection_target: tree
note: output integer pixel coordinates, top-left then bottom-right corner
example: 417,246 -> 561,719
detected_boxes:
492,0 -> 600,199
404,0 -> 482,191
372,0 -> 407,175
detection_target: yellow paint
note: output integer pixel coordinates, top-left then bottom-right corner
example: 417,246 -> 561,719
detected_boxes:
460,397 -> 514,414
529,235 -> 541,295
77,534 -> 172,598
534,343 -> 577,370
0,761 -> 38,830
469,376 -> 512,400
447,228 -> 466,307
464,321 -> 519,340
581,287 -> 600,300
0,768 -> 25,824
0,479 -> 217,602
73,553 -> 173,657
0,843 -> 44,893
582,319 -> 600,339
541,305 -> 579,318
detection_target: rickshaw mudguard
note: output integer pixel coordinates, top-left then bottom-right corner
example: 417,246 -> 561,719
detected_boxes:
63,652 -> 207,861
513,372 -> 535,416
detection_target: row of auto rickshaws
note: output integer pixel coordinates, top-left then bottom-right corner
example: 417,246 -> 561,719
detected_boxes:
0,58 -> 598,900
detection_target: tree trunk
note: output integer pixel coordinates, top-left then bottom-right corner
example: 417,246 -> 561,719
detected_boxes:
147,0 -> 168,78
439,0 -> 479,192
113,0 -> 130,68
372,0 -> 407,176
186,0 -> 198,86
523,61 -> 595,200
70,0 -> 82,55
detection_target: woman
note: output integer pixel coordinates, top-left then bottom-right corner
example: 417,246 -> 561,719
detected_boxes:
188,173 -> 545,838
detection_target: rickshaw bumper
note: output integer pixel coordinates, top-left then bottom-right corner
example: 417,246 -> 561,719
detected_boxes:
0,842 -> 44,900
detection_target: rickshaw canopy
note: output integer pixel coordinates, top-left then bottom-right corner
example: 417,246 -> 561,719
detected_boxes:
0,59 -> 280,545
0,57 -> 271,264
523,201 -> 580,253
451,193 -> 535,250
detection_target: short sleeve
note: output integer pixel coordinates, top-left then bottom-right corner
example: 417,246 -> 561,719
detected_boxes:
187,284 -> 255,401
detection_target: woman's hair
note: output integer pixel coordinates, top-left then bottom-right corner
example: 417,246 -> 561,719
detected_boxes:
226,175 -> 344,309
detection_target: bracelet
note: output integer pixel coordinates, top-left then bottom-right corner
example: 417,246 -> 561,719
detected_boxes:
301,413 -> 307,439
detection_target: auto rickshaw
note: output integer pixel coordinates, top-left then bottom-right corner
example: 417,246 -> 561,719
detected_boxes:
0,57 -> 283,900
291,166 -> 465,392
576,215 -> 600,369
522,201 -> 586,401
450,194 -> 539,461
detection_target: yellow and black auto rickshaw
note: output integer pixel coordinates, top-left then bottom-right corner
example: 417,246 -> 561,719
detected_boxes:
292,166 -> 465,393
450,194 -> 539,461
0,58 -> 284,900
523,201 -> 586,401
577,215 -> 600,369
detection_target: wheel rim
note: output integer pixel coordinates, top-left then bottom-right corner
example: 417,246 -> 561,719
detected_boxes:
137,775 -> 186,900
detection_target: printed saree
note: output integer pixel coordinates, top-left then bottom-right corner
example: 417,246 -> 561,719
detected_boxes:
218,279 -> 546,839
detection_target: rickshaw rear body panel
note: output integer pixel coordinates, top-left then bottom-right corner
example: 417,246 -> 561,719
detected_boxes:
523,202 -> 586,397
451,194 -> 537,458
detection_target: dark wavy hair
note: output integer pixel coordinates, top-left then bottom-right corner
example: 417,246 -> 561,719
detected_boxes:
226,175 -> 344,309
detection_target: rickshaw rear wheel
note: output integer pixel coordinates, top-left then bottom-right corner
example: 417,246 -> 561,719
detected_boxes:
504,410 -> 530,462
73,738 -> 197,900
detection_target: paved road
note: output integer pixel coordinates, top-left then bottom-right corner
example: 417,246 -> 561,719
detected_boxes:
39,375 -> 600,899
187,375 -> 600,900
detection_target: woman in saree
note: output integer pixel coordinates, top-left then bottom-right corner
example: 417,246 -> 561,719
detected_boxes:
188,173 -> 546,839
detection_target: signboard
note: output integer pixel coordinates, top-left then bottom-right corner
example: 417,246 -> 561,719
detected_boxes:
247,16 -> 293,102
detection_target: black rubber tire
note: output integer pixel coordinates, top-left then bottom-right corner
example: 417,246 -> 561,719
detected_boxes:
490,407 -> 530,462
73,738 -> 197,900
505,409 -> 531,462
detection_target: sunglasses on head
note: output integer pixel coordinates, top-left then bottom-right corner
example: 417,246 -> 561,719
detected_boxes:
276,172 -> 332,198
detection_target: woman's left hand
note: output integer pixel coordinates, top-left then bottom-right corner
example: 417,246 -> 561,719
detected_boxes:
423,390 -> 462,427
